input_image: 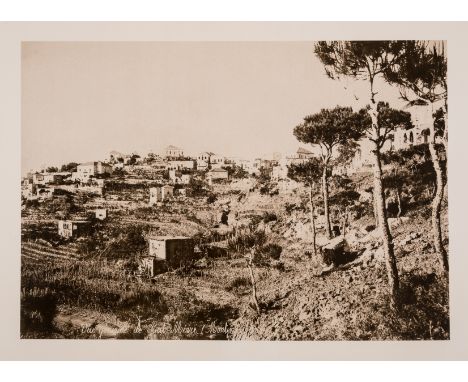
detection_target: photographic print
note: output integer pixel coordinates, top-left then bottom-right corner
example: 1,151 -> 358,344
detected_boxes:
21,40 -> 449,341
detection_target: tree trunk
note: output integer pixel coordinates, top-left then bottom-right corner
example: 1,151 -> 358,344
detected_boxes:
370,145 -> 399,305
443,104 -> 449,161
428,141 -> 449,273
372,192 -> 379,228
309,184 -> 317,257
395,187 -> 402,219
247,250 -> 260,314
322,165 -> 332,239
368,102 -> 399,306
341,207 -> 349,238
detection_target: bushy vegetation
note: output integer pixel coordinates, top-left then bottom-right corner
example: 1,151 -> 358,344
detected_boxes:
21,287 -> 58,336
225,276 -> 251,295
254,243 -> 283,264
262,211 -> 278,224
347,273 -> 450,340
223,165 -> 249,179
78,223 -> 148,262
20,259 -> 168,337
21,223 -> 62,243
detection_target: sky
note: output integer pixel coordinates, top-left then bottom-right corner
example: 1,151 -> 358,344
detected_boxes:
22,41 -> 410,174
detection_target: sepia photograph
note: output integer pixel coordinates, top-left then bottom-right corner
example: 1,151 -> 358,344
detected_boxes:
20,40 -> 449,341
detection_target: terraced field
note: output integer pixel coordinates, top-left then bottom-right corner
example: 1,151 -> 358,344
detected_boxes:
21,241 -> 81,263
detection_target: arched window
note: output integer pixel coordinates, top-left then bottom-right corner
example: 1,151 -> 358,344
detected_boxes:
409,131 -> 414,143
403,133 -> 407,143
422,128 -> 430,143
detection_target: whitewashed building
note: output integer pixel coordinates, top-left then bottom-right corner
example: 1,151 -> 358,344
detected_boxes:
149,185 -> 174,205
166,160 -> 194,171
165,145 -> 184,158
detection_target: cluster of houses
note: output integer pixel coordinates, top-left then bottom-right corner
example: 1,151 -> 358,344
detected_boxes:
23,117 -> 435,276
22,161 -> 112,200
57,208 -> 107,238
23,120 -> 433,203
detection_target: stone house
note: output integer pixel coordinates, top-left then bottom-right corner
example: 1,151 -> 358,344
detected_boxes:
95,208 -> 107,220
149,185 -> 174,205
286,147 -> 315,166
22,183 -> 37,199
32,172 -> 46,185
169,170 -> 191,185
209,154 -> 225,169
58,220 -> 89,239
147,236 -> 194,270
33,172 -> 67,185
196,160 -> 209,171
196,151 -> 215,170
165,145 -> 184,158
166,160 -> 195,171
36,186 -> 55,199
74,161 -> 113,182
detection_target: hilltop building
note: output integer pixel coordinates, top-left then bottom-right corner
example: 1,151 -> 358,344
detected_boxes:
73,161 -> 113,182
210,154 -> 225,169
286,147 -> 314,166
166,160 -> 195,171
165,145 -> 184,158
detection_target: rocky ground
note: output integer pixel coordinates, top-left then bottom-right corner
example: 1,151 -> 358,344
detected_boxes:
229,204 -> 449,340
21,162 -> 450,341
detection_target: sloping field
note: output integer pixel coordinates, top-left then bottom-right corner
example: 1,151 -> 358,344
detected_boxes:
21,241 -> 81,262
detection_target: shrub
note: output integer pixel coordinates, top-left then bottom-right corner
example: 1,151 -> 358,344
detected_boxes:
262,211 -> 278,224
21,223 -> 62,244
227,229 -> 267,254
253,243 -> 283,265
206,194 -> 217,204
259,184 -> 270,195
25,199 -> 40,209
225,276 -> 251,294
199,244 -> 228,259
21,287 -> 58,335
238,213 -> 263,228
284,202 -> 297,214
259,243 -> 282,261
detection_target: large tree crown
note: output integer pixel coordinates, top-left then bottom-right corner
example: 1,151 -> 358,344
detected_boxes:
357,101 -> 413,148
293,105 -> 366,150
383,40 -> 447,105
314,41 -> 404,81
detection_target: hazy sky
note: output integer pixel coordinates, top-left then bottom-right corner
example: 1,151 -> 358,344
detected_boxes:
22,41 -> 408,174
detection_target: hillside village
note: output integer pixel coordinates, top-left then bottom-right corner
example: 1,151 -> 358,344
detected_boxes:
21,40 -> 449,341
21,113 -> 449,340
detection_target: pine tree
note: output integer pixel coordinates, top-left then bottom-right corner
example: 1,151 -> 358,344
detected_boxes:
384,40 -> 449,273
314,41 -> 405,305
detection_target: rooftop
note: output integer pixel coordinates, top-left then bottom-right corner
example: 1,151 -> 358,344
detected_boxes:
297,147 -> 313,154
166,145 -> 183,151
79,161 -> 111,167
148,236 -> 191,241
